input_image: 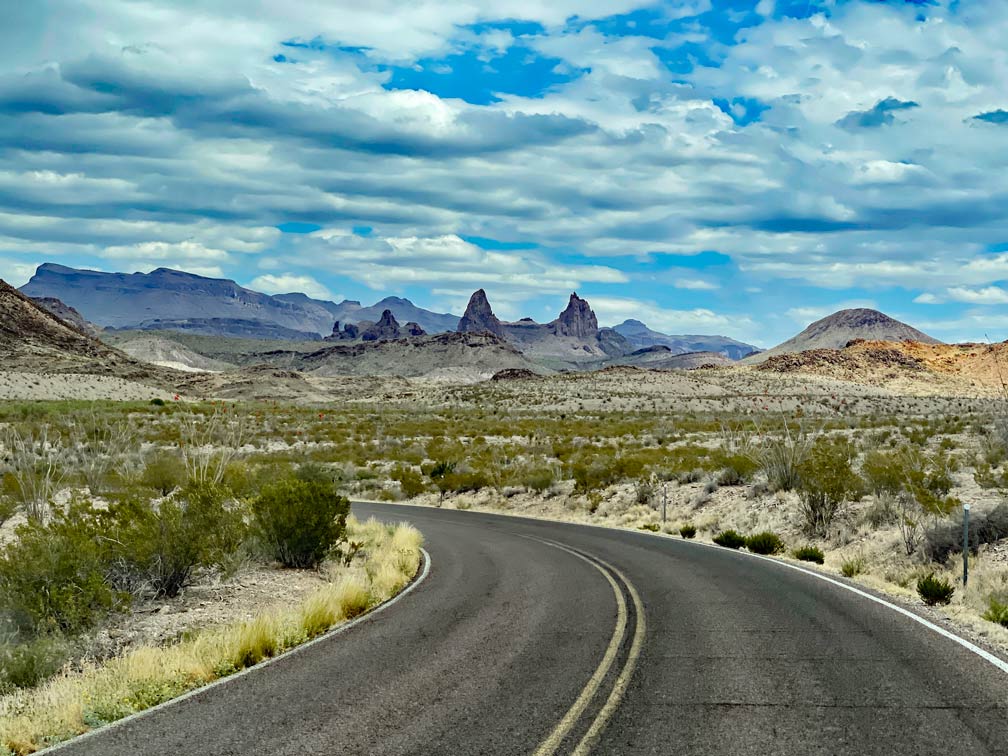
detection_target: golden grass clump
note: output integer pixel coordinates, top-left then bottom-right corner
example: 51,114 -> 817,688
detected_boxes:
0,517 -> 422,755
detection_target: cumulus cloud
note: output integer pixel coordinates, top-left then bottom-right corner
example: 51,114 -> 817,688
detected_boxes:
673,277 -> 719,290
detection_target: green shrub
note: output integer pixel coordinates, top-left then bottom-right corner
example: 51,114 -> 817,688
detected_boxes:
916,573 -> 955,606
714,452 -> 759,486
107,483 -> 247,598
521,467 -> 555,493
713,529 -> 746,549
982,597 -> 1008,627
0,502 -> 122,634
797,437 -> 864,537
924,502 -> 1008,563
140,453 -> 187,496
391,465 -> 426,498
0,636 -> 71,691
793,545 -> 825,564
150,398 -> 166,407
251,476 -> 350,568
638,522 -> 659,532
840,556 -> 865,578
679,524 -> 697,539
745,531 -> 784,555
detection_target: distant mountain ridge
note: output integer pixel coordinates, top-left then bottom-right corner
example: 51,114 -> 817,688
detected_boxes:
20,264 -> 459,338
744,308 -> 940,364
613,319 -> 758,360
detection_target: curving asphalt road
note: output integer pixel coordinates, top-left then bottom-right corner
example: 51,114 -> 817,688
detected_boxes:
55,503 -> 1008,756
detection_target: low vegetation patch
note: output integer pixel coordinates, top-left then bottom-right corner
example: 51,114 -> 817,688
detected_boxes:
916,573 -> 955,606
793,545 -> 825,564
713,529 -> 746,549
0,517 -> 422,755
745,531 -> 784,555
678,524 -> 697,539
983,597 -> 1008,628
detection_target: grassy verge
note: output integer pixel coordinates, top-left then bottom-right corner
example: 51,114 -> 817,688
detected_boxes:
0,517 -> 422,756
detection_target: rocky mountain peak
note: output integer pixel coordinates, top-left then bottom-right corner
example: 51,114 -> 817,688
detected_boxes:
361,309 -> 401,342
554,292 -> 598,339
457,288 -> 504,338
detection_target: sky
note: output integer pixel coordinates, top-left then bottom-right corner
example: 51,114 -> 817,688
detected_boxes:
2,0 -> 1008,347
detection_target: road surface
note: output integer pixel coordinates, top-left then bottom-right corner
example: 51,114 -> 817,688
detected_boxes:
56,503 -> 1008,755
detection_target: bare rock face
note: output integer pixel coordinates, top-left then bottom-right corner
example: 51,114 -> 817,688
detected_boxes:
361,310 -> 400,342
404,321 -> 426,337
457,289 -> 504,338
553,292 -> 598,339
325,321 -> 360,341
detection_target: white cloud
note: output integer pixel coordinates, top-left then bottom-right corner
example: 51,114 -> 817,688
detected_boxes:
250,273 -> 335,300
589,295 -> 761,343
673,277 -> 719,290
946,285 -> 1008,305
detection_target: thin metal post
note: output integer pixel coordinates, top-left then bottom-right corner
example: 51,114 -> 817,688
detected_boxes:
662,484 -> 667,523
963,503 -> 971,589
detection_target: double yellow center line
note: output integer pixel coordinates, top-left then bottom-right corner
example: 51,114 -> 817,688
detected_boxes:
528,538 -> 646,756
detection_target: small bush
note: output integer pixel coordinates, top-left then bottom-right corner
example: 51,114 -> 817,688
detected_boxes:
107,482 -> 247,598
391,465 -> 426,498
916,573 -> 955,606
0,636 -> 72,691
149,398 -> 166,407
840,556 -> 865,578
746,531 -> 784,555
713,529 -> 746,549
638,522 -> 659,532
139,453 -> 187,496
0,502 -> 122,635
251,476 -> 350,568
797,437 -> 864,537
679,524 -> 697,539
793,545 -> 825,564
714,453 -> 759,486
982,597 -> 1008,627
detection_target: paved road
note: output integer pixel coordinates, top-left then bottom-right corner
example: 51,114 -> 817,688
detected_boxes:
58,503 -> 1008,755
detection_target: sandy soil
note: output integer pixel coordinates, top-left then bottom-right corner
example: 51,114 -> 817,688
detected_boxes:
0,372 -> 171,401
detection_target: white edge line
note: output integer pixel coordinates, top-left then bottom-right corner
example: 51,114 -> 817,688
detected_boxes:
35,547 -> 432,755
365,500 -> 1008,676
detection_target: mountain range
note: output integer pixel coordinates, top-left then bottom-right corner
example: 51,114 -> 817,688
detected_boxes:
612,319 -> 758,360
19,264 -> 758,359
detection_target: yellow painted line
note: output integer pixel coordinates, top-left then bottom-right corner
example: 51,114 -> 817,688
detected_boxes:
530,539 -> 628,756
571,558 -> 646,756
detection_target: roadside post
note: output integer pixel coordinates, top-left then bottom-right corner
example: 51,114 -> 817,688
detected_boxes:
963,503 -> 971,589
662,484 -> 667,523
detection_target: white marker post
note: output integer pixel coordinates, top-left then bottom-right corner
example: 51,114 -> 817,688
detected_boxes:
963,503 -> 971,589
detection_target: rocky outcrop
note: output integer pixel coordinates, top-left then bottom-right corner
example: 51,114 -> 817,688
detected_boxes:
457,289 -> 504,338
404,321 -> 426,337
325,321 -> 361,341
361,310 -> 401,342
553,292 -> 598,339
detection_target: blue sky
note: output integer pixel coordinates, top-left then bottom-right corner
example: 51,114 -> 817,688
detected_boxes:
2,0 -> 1008,346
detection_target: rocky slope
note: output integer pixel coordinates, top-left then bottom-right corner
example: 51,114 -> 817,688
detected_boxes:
613,319 -> 758,360
614,346 -> 734,370
744,308 -> 940,364
30,296 -> 101,337
115,335 -> 234,373
262,332 -> 537,380
0,279 -> 165,380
